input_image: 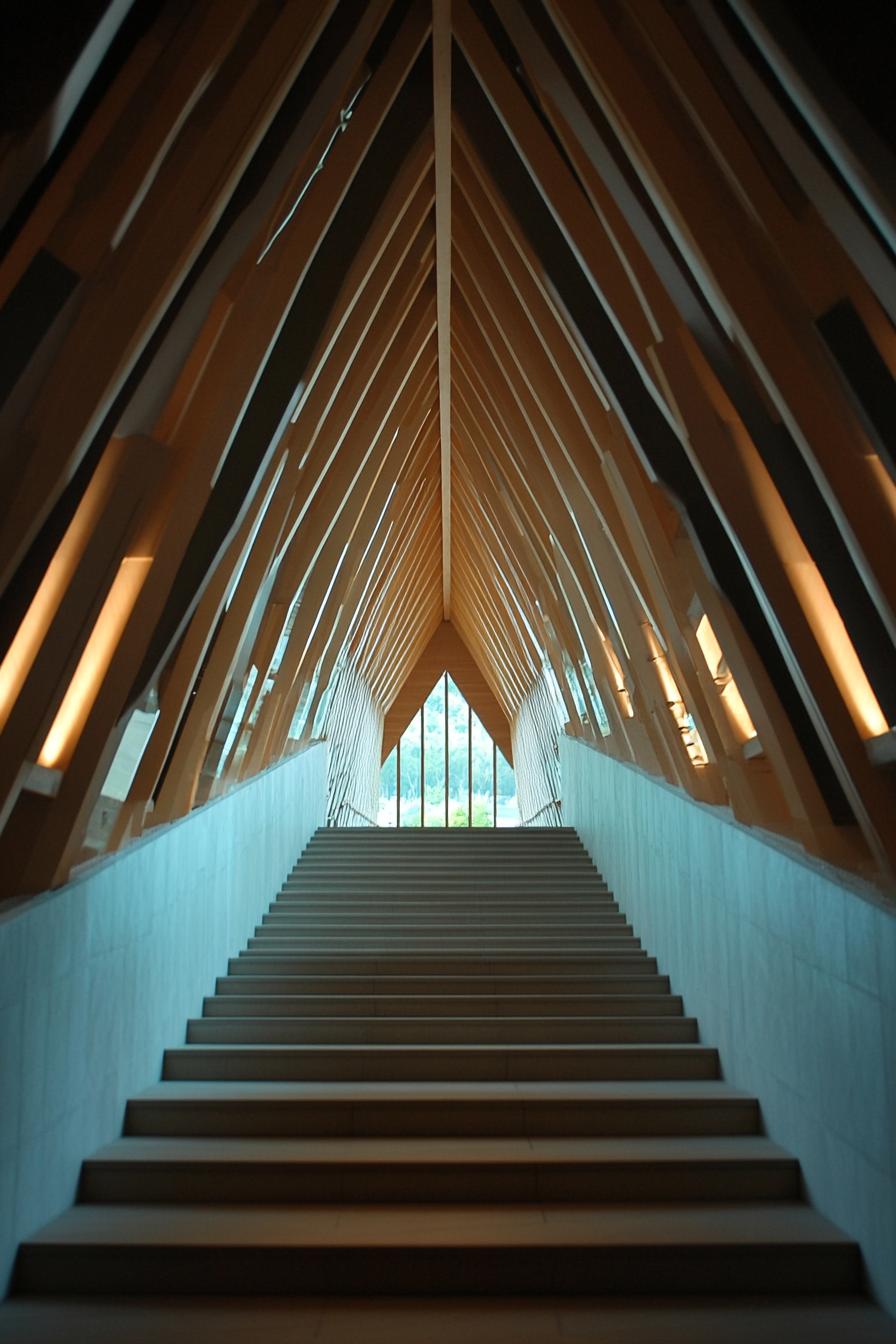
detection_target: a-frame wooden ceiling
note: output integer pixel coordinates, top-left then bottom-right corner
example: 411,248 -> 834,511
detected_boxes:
0,0 -> 894,892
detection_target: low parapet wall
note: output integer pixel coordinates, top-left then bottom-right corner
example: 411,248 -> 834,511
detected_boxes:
0,741 -> 327,1294
561,733 -> 896,1314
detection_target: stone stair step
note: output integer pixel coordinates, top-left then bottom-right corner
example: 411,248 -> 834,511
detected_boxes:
79,1135 -> 799,1204
8,824 -> 879,1338
16,1203 -> 860,1296
286,864 -> 600,873
280,881 -> 606,894
213,978 -> 668,999
262,913 -> 629,927
213,973 -> 673,996
124,1079 -> 762,1138
271,898 -> 619,912
161,1042 -> 719,1083
227,953 -> 658,975
184,1016 -> 698,1046
2,1294 -> 894,1344
202,992 -> 684,1017
245,939 -> 641,953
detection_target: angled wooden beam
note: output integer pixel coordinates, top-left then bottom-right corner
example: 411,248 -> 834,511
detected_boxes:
0,1 -> 339,595
363,478 -> 441,673
433,0 -> 453,617
348,446 -> 439,667
352,460 -> 440,665
545,0 -> 896,646
363,487 -> 441,683
453,225 -> 727,787
452,0 -> 671,425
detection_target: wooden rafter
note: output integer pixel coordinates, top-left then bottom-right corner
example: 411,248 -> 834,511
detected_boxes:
0,0 -> 893,891
433,0 -> 453,618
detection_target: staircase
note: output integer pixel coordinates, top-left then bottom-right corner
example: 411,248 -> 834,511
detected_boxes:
4,827 -> 895,1342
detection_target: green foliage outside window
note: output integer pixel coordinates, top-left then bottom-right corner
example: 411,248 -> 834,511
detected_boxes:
378,674 -> 517,826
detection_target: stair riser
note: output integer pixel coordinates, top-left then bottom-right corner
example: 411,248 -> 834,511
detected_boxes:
228,955 -> 658,975
271,900 -> 619,913
214,975 -> 672,996
267,906 -> 624,919
292,855 -> 596,865
162,1047 -> 719,1083
184,1019 -> 698,1045
79,1161 -> 799,1205
285,872 -> 602,884
258,931 -> 632,942
202,994 -> 683,1017
15,825 -> 866,1331
16,1243 -> 859,1297
292,856 -> 597,864
245,940 -> 640,954
261,917 -> 629,930
304,832 -> 582,839
290,853 -> 595,864
248,932 -> 639,944
124,1098 -> 761,1139
280,886 -> 609,896
304,833 -> 581,842
281,880 -> 605,892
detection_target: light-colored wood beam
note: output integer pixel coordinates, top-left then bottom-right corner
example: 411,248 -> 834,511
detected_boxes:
433,0 -> 453,617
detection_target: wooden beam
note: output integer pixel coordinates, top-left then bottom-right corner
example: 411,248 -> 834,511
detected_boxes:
433,0 -> 453,617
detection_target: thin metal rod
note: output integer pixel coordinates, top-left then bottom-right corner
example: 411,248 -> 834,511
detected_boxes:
396,738 -> 401,829
493,738 -> 497,828
467,702 -> 472,827
420,705 -> 425,828
257,74 -> 371,264
444,672 -> 449,828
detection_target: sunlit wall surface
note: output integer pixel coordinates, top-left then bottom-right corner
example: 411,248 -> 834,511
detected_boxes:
379,674 -> 517,826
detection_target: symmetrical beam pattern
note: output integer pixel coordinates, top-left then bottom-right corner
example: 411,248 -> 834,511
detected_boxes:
0,0 -> 893,894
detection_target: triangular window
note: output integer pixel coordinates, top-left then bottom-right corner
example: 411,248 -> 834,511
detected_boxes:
379,673 -> 516,826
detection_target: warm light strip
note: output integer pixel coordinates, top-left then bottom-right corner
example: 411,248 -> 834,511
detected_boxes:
788,563 -> 889,739
598,629 -> 633,717
642,623 -> 707,766
38,557 -> 153,770
695,614 -> 757,744
0,552 -> 71,735
0,501 -> 104,735
694,614 -> 724,679
868,454 -> 896,523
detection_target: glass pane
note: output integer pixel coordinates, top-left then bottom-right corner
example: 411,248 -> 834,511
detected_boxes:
580,660 -> 610,736
379,745 -> 397,827
562,651 -> 586,717
470,710 -> 493,827
399,709 -> 421,827
495,749 -> 518,827
446,675 -> 469,826
423,678 -> 446,826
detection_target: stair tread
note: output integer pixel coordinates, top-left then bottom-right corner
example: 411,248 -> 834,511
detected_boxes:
24,1202 -> 854,1249
11,829 -> 873,1322
202,995 -> 683,1014
215,976 -> 670,988
87,1135 -> 794,1166
232,955 -> 651,963
168,1041 -> 709,1050
194,1013 -> 687,1022
134,1079 -> 750,1102
2,1296 -> 894,1344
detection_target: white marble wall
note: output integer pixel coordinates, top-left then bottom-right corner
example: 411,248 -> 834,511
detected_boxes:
0,741 -> 327,1294
561,734 -> 896,1314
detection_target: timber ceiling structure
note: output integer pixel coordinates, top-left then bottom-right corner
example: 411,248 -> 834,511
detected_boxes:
0,0 -> 894,895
